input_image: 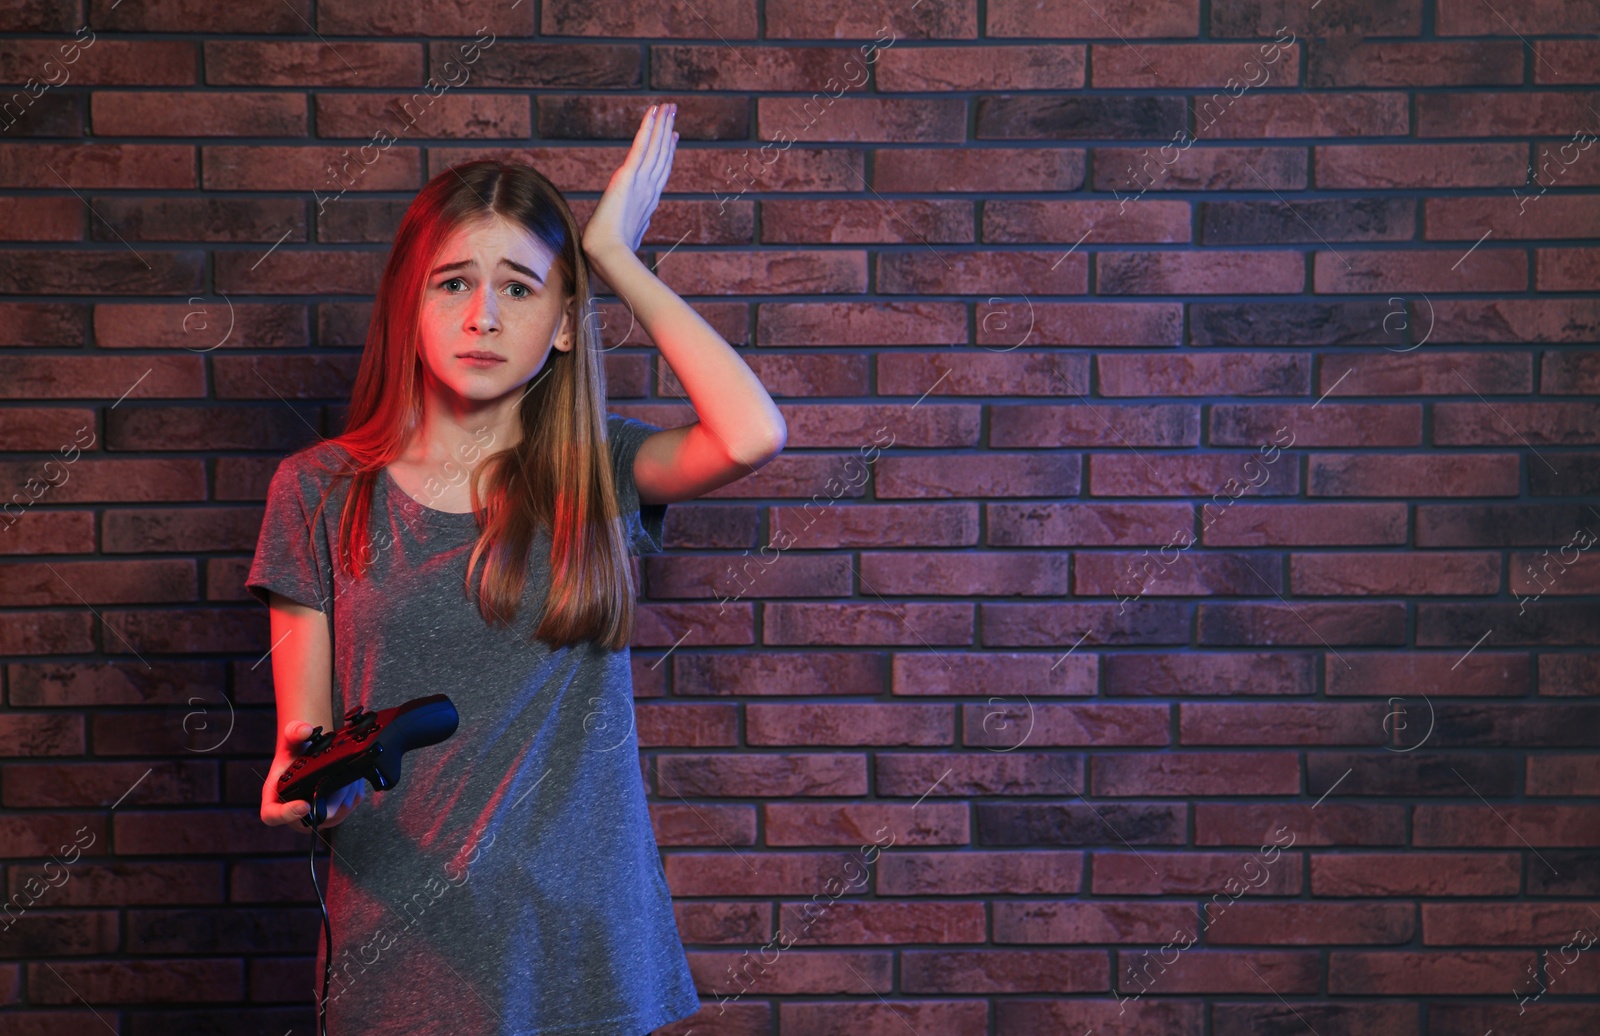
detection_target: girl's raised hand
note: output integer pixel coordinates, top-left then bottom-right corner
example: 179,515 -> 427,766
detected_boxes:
582,103 -> 678,262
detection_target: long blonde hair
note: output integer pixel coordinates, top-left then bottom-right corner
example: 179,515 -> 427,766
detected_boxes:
297,159 -> 642,651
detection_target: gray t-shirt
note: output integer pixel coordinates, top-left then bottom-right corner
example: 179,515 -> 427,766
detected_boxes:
245,414 -> 700,1036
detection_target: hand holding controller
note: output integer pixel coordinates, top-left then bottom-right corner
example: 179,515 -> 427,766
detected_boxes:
274,694 -> 460,827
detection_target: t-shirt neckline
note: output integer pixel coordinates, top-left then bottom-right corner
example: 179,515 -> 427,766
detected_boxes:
381,465 -> 481,526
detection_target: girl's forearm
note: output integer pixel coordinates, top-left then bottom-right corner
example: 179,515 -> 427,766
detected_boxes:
585,245 -> 785,465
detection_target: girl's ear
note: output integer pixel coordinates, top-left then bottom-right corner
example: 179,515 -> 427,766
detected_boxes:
554,305 -> 575,353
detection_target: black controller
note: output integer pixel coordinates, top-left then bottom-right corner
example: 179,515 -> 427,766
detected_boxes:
277,694 -> 459,826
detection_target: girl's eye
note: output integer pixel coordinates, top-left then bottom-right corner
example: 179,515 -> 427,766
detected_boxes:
440,278 -> 530,298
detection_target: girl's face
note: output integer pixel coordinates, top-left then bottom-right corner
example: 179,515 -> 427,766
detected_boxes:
417,215 -> 574,407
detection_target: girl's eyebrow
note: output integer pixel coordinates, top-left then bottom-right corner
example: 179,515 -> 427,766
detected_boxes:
430,257 -> 545,285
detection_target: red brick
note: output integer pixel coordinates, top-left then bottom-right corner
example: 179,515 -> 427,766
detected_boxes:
764,802 -> 967,846
1089,453 -> 1300,497
1306,40 -> 1521,87
1539,248 -> 1600,292
1424,902 -> 1600,944
1438,0 -> 1600,34
877,249 -> 1086,296
1329,951 -> 1530,995
1290,553 -> 1500,595
1428,1004 -> 1600,1035
981,600 -> 1191,646
1542,351 -> 1600,394
1179,703 -> 1387,746
757,96 -> 966,144
1098,353 -> 1310,396
984,199 -> 1192,244
27,959 -> 240,1004
328,0 -> 534,35
859,551 -> 1069,596
892,651 -> 1098,698
745,703 -> 954,745
768,0 -> 975,37
988,0 -> 1200,37
903,949 -> 1108,993
1195,803 -> 1406,846
763,198 -> 974,243
1204,94 -> 1409,138
987,503 -> 1196,546
758,301 -> 965,346
93,92 -> 306,136
1418,92 -> 1600,136
879,851 -> 1085,895
1427,300 -> 1600,342
1098,252 -> 1304,295
1426,197 -> 1600,241
1115,950 -> 1320,995
1317,351 -> 1532,396
1312,853 -> 1521,896
1206,902 -> 1415,944
1094,146 -> 1307,192
1326,652 -> 1531,697
877,45 -> 1086,91
1198,602 -> 1407,646
1201,503 -> 1408,546
991,405 -> 1199,447
1092,851 -> 1302,896
977,302 -> 1185,346
774,900 -> 986,943
1415,806 -> 1600,846
888,770 -> 1062,839
1104,652 -> 1315,697
1214,1003 -> 1421,1035
1535,40 -> 1600,83
1074,552 -> 1284,599
963,703 -> 1170,748
1527,755 -> 1600,796
1316,143 -> 1526,188
1308,454 -> 1520,497
205,40 -> 421,86
1541,655 -> 1600,697
1435,403 -> 1600,446
1092,752 -> 1300,796
874,148 -> 1084,193
1512,549 -> 1600,596
1092,43 -> 1301,89
1211,404 -> 1422,447
1315,249 -> 1526,294
1213,0 -> 1422,35
768,503 -> 978,549
876,452 -> 1078,498
657,755 -> 865,801
324,92 -> 530,139
996,900 -> 1195,944
203,141 -> 422,190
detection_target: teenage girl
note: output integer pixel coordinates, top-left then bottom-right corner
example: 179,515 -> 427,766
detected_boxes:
249,104 -> 785,1034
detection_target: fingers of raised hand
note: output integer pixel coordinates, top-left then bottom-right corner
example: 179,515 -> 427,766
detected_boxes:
648,104 -> 676,182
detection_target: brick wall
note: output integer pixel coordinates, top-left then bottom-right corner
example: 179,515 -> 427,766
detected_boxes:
2,1 -> 1598,1033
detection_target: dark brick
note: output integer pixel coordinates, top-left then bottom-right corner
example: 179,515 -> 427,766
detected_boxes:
1199,199 -> 1415,245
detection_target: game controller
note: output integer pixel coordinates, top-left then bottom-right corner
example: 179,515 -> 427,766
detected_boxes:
277,694 -> 460,826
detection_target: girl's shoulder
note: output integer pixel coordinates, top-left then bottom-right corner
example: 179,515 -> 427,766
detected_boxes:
279,438 -> 357,483
266,439 -> 360,515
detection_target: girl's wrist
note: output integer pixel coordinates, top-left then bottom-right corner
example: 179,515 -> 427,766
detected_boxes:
583,239 -> 643,279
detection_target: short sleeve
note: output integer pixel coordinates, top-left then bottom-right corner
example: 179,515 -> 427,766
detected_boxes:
606,412 -> 669,556
246,451 -> 336,613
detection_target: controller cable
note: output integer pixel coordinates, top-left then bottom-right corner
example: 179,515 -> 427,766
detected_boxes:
306,785 -> 334,1036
